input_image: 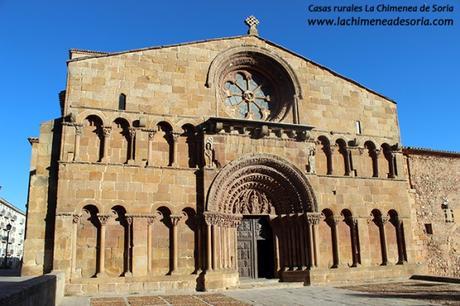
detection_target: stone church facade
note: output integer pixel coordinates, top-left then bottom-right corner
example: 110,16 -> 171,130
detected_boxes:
22,20 -> 443,295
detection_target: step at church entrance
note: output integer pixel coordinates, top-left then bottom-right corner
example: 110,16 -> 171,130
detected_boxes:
237,216 -> 274,279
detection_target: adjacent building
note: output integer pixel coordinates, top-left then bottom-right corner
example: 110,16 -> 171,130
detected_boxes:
21,18 -> 458,295
0,198 -> 26,268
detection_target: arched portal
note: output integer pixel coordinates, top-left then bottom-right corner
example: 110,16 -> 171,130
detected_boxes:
205,154 -> 318,280
207,154 -> 317,214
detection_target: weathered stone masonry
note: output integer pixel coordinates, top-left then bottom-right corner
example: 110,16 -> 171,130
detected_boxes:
21,20 -> 457,295
404,148 -> 460,277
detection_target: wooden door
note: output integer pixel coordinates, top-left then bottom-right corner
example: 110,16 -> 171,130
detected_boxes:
237,218 -> 257,278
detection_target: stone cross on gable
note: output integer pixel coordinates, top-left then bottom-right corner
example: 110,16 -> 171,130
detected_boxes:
245,15 -> 259,36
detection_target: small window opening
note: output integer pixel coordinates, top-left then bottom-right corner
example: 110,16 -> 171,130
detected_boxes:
355,120 -> 362,134
424,223 -> 433,235
118,93 -> 126,111
442,198 -> 455,223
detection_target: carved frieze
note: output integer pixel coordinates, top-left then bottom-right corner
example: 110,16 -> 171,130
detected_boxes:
203,212 -> 242,227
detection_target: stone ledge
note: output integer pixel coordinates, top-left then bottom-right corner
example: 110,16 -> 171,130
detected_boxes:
314,174 -> 407,182
0,271 -> 65,306
66,276 -> 199,296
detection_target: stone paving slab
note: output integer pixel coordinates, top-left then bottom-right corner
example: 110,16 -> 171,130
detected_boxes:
341,281 -> 460,305
225,286 -> 425,306
61,280 -> 460,306
88,294 -> 249,306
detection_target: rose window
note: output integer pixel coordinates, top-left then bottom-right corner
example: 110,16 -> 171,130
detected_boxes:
223,71 -> 272,120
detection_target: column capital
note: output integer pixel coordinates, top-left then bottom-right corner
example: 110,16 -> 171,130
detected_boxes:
72,214 -> 82,224
146,216 -> 156,225
144,129 -> 157,140
170,214 -> 183,226
172,133 -> 180,142
381,215 -> 390,224
305,212 -> 321,225
97,214 -> 111,225
102,126 -> 112,136
75,124 -> 83,136
203,212 -> 242,227
128,127 -> 137,137
332,215 -> 343,225
351,217 -> 359,225
368,214 -> 389,225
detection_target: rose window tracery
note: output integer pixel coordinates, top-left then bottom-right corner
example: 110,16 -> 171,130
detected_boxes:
224,71 -> 272,120
211,50 -> 299,122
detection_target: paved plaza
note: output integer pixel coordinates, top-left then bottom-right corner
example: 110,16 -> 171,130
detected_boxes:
60,280 -> 460,306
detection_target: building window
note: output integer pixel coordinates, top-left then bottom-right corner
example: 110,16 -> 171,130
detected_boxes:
215,51 -> 297,123
118,93 -> 126,111
424,223 -> 433,235
355,120 -> 362,134
442,198 -> 455,223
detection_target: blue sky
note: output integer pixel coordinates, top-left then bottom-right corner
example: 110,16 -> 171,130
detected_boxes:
0,0 -> 459,211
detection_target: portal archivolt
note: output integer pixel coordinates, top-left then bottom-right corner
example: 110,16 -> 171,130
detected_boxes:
207,154 -> 318,215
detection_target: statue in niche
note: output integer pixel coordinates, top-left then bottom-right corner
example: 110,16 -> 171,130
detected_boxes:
204,137 -> 218,168
307,147 -> 316,174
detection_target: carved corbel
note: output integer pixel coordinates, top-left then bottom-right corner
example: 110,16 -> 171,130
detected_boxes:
349,138 -> 360,147
297,130 -> 310,141
286,130 -> 296,139
257,125 -> 269,137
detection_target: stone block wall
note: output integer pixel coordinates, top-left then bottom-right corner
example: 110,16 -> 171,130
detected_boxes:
22,34 -> 420,293
64,35 -> 400,140
405,149 -> 460,277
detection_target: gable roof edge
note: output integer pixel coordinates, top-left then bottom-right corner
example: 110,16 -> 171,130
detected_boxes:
66,35 -> 396,104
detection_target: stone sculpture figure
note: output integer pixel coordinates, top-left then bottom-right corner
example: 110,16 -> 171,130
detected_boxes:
308,147 -> 316,174
204,137 -> 216,169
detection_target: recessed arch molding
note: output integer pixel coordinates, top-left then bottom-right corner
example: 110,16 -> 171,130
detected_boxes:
206,154 -> 317,215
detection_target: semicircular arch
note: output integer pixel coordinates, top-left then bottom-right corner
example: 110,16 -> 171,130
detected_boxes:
206,154 -> 317,215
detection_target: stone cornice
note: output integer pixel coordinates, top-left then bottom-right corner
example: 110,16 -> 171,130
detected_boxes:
200,117 -> 314,141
